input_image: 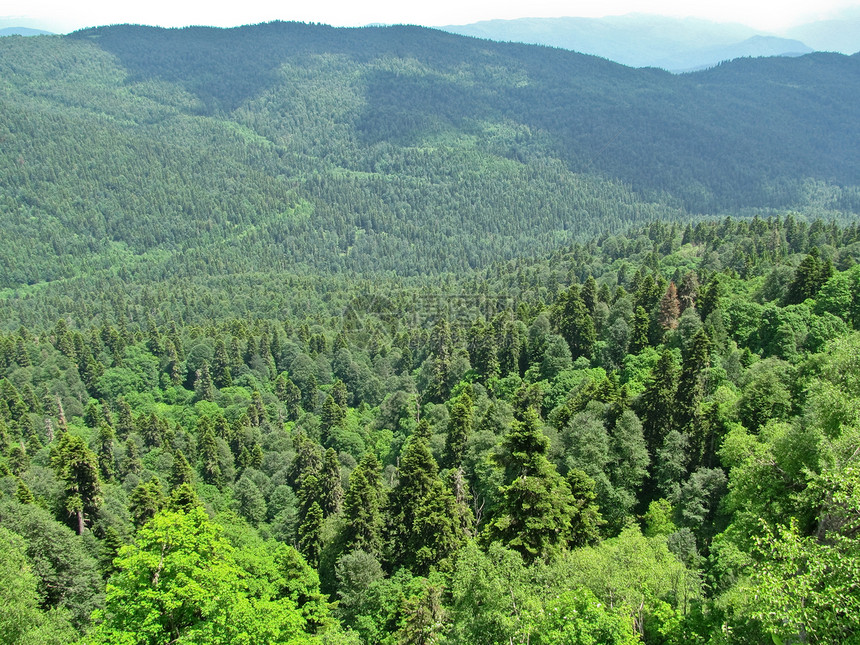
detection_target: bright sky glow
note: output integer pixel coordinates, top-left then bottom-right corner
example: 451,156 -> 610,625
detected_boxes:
2,0 -> 859,34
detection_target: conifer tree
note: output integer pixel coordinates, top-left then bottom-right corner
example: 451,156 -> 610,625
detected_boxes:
8,443 -> 29,476
116,398 -> 134,438
498,318 -> 522,377
299,501 -> 324,566
95,422 -> 116,482
194,363 -> 215,402
698,274 -> 723,320
486,408 -> 575,563
630,306 -> 651,354
15,477 -> 34,504
289,432 -> 323,489
676,328 -> 713,462
320,395 -> 345,442
129,478 -> 165,527
637,349 -> 679,456
582,275 -> 598,315
566,468 -> 604,547
658,282 -> 681,331
14,337 -> 31,368
444,391 -> 473,469
54,318 -> 76,361
553,283 -> 596,360
428,317 -> 453,403
678,271 -> 699,312
123,437 -> 141,477
342,452 -> 385,557
169,449 -> 195,490
198,417 -> 223,488
84,401 -> 102,428
284,377 -> 302,420
321,447 -> 343,516
386,425 -> 463,574
163,339 -> 183,386
212,338 -> 232,388
784,247 -> 834,305
51,432 -> 102,534
331,379 -> 349,408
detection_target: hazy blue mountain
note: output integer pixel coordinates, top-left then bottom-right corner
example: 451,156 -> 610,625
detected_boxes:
0,27 -> 53,37
666,35 -> 813,73
783,7 -> 860,54
441,14 -> 812,71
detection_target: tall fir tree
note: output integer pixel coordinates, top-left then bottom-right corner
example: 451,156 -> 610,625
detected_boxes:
95,422 -> 116,482
386,425 -> 464,574
197,417 -> 223,489
51,432 -> 102,534
553,283 -> 596,360
636,349 -> 679,457
675,328 -> 713,465
321,447 -> 344,516
342,452 -> 385,557
443,390 -> 473,470
485,408 -> 576,563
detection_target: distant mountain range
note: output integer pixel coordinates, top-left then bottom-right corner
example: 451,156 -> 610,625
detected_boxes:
441,12 -> 858,72
0,27 -> 53,37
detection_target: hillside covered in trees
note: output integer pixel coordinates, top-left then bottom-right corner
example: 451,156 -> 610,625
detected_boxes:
1,23 -> 860,290
1,21 -> 860,645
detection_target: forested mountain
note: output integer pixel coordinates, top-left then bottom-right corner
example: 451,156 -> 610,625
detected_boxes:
1,22 -> 860,291
2,21 -> 860,645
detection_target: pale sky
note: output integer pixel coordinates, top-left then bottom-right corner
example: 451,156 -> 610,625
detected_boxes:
2,0 -> 859,34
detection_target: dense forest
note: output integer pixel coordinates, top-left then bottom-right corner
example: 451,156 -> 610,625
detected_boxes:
2,215 -> 860,643
1,23 -> 860,290
2,21 -> 860,645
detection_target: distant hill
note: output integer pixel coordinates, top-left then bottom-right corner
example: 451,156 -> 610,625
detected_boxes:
441,15 -> 812,71
0,27 -> 53,37
0,22 -> 859,287
668,35 -> 812,73
784,7 -> 860,54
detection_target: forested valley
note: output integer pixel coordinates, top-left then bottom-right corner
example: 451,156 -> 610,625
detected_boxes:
1,22 -> 860,645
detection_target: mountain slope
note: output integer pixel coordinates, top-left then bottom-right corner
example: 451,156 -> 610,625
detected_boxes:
1,22 -> 859,289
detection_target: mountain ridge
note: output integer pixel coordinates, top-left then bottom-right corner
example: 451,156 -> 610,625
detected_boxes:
1,21 -> 859,288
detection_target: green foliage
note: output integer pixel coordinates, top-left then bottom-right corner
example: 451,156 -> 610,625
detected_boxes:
0,526 -> 77,645
0,74 -> 858,640
386,430 -> 465,574
486,409 -> 576,562
0,499 -> 104,631
342,453 -> 385,558
51,432 -> 102,534
745,518 -> 860,644
88,506 -> 309,644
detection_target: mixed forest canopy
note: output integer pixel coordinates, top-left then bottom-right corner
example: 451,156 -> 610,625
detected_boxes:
1,20 -> 860,645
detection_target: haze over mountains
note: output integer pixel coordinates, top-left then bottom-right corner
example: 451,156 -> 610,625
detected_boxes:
442,11 -> 860,71
0,27 -> 53,36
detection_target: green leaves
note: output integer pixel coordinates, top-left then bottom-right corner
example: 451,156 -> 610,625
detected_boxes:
89,507 -> 309,644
